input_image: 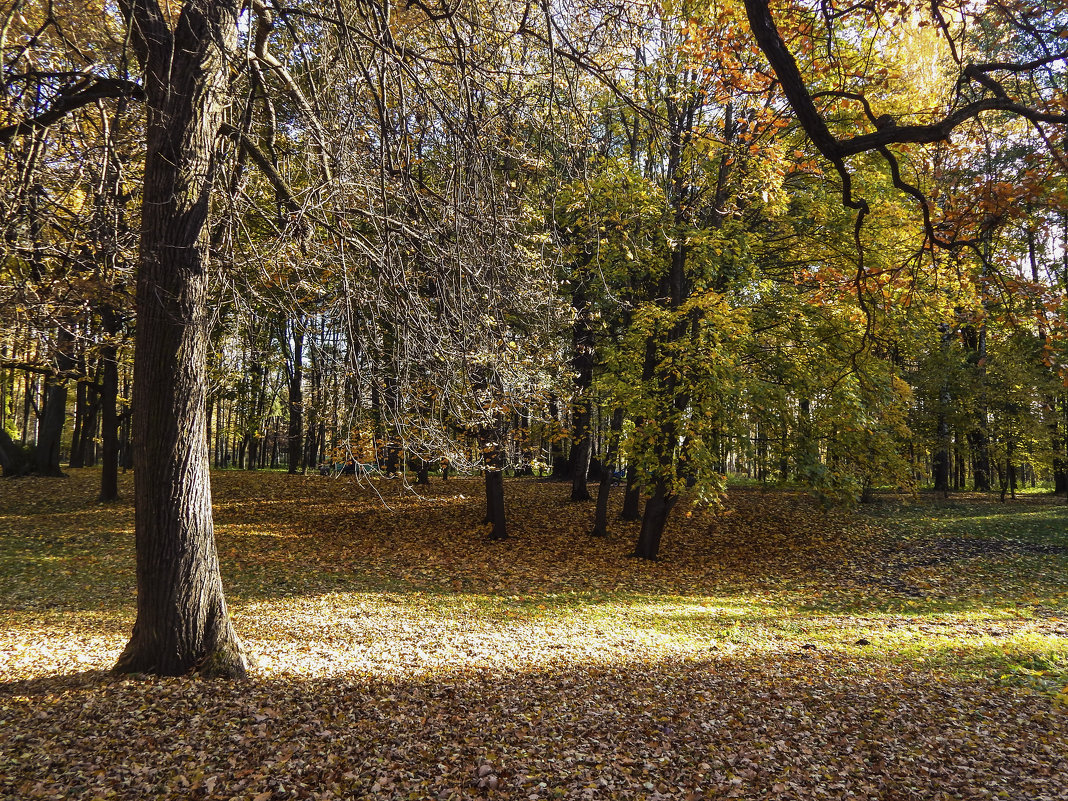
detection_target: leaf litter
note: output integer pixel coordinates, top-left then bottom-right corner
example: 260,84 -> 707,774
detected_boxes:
1,471 -> 1066,799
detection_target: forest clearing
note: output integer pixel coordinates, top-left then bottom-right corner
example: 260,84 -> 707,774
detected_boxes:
3,0 -> 1068,796
1,470 -> 1066,800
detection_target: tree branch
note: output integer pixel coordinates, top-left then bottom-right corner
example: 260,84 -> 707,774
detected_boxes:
0,77 -> 144,143
219,122 -> 302,215
744,0 -> 1067,161
743,0 -> 1067,250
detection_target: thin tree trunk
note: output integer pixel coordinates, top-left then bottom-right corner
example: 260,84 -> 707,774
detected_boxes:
486,469 -> 507,540
970,429 -> 991,491
80,378 -> 100,468
633,479 -> 677,560
483,438 -> 507,539
120,370 -> 133,471
98,316 -> 120,501
21,370 -> 35,445
629,231 -> 691,560
36,327 -> 75,476
416,459 -> 430,485
287,324 -> 304,474
621,464 -> 641,520
569,285 -> 595,501
933,326 -> 952,496
270,417 -> 279,468
69,360 -> 89,468
591,408 -> 624,537
548,394 -> 567,479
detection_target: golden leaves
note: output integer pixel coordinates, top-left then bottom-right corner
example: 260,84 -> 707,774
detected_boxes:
1,471 -> 1067,798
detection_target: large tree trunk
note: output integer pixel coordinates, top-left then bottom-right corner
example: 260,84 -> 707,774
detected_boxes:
114,0 -> 246,678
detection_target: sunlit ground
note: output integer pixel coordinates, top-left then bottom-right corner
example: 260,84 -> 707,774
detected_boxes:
1,470 -> 1066,799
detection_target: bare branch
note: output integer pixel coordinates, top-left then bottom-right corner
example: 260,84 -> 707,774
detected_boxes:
0,77 -> 144,143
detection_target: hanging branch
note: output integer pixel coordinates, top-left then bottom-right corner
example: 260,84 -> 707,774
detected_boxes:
742,0 -> 1067,249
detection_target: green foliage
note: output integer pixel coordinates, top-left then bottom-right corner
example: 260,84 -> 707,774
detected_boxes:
612,287 -> 748,500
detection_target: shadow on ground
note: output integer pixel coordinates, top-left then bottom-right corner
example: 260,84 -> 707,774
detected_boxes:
1,649 -> 1065,801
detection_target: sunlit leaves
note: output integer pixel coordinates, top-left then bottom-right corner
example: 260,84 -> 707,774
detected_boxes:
1,470 -> 1067,798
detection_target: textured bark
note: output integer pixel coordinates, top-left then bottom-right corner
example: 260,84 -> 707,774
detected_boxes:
114,0 -> 246,678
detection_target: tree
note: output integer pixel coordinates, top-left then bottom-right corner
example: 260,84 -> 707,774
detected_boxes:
112,0 -> 248,677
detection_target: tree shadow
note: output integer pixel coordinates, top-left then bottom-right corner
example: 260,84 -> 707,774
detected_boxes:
1,649 -> 1065,800
0,669 -> 114,697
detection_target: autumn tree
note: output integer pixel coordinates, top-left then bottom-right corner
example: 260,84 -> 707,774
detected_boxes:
111,0 -> 248,677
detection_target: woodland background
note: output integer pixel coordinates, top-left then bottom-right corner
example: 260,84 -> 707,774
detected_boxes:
2,0 -> 1067,545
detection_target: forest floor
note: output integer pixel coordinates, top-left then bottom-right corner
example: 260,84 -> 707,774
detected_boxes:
1,470 -> 1067,800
